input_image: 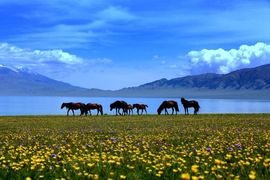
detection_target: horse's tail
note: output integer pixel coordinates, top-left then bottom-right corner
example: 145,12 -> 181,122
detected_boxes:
100,105 -> 103,115
175,102 -> 179,112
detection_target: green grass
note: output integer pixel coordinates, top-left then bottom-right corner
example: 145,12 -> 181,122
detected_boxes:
0,114 -> 270,179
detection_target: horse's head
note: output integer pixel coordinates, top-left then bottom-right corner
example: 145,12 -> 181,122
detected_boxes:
157,108 -> 161,115
157,105 -> 163,115
61,103 -> 66,109
110,103 -> 114,111
181,98 -> 185,103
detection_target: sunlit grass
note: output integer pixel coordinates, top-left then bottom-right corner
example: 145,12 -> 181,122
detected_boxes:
0,114 -> 270,179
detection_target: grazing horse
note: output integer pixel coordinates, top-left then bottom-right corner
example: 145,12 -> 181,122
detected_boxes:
157,100 -> 179,115
61,102 -> 85,116
84,103 -> 103,116
181,98 -> 200,115
110,100 -> 128,115
133,104 -> 148,115
126,104 -> 133,115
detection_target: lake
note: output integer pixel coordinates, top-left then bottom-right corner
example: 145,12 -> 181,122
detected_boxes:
0,96 -> 269,116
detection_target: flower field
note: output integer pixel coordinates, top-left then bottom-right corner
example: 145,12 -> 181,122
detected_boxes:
0,114 -> 270,179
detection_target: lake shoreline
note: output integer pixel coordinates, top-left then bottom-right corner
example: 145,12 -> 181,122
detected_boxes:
1,89 -> 270,99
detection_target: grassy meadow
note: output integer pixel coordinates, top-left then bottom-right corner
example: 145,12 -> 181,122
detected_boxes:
0,114 -> 270,179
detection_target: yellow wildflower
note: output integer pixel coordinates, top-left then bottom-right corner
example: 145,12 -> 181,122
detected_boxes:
181,173 -> 191,180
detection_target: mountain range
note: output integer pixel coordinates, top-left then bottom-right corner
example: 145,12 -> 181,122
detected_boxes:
0,64 -> 270,98
138,64 -> 270,90
0,65 -> 106,96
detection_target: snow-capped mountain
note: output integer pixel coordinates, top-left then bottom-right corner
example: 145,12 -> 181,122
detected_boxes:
0,65 -> 99,96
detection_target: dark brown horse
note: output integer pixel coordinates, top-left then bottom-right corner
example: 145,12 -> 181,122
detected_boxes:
61,102 -> 85,116
110,100 -> 128,115
181,98 -> 200,115
126,104 -> 133,115
157,100 -> 179,115
133,104 -> 148,115
84,103 -> 103,116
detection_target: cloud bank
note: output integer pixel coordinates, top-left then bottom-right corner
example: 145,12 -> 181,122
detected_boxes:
0,42 -> 112,77
187,42 -> 270,74
0,43 -> 83,67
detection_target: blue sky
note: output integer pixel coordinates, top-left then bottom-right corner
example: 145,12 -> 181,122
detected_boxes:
1,0 -> 270,89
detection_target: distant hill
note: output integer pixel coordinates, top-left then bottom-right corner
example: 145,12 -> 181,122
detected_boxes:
137,64 -> 270,90
1,64 -> 270,98
0,65 -> 107,96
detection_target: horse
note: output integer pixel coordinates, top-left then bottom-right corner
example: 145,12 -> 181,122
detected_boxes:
110,100 -> 128,115
126,104 -> 133,115
181,98 -> 200,115
61,102 -> 86,116
84,103 -> 103,116
157,100 -> 179,115
133,104 -> 148,115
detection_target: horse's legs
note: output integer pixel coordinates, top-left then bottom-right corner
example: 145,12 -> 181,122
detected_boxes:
187,108 -> 189,115
79,108 -> 84,116
84,109 -> 88,116
194,108 -> 197,115
117,108 -> 121,116
67,109 -> 70,116
165,108 -> 168,115
72,109 -> 75,116
172,108 -> 174,115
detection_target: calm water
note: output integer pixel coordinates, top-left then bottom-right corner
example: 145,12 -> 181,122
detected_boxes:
0,96 -> 269,116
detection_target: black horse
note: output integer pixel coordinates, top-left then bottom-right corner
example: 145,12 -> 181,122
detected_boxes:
157,100 -> 179,115
133,104 -> 148,115
84,103 -> 103,116
61,102 -> 85,116
181,98 -> 200,115
110,100 -> 128,115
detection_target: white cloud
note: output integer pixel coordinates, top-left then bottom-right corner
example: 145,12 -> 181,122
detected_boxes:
33,49 -> 83,65
88,58 -> 112,65
0,43 -> 83,66
152,55 -> 167,64
0,42 -> 113,76
98,6 -> 137,22
187,42 -> 270,74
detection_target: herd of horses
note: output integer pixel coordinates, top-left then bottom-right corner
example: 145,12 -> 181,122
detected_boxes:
60,98 -> 200,116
